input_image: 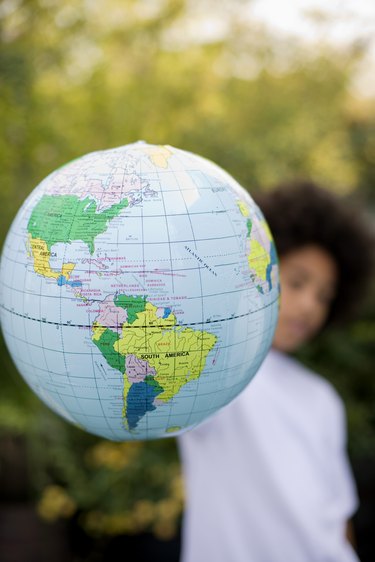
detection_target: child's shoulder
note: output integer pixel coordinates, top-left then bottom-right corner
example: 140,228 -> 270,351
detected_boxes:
277,350 -> 345,419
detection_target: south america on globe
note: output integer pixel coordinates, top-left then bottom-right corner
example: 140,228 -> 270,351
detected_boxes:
0,142 -> 279,440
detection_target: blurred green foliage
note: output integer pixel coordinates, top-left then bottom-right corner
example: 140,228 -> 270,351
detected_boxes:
0,0 -> 374,540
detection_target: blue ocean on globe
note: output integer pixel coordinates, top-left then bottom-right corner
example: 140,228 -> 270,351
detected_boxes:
0,142 -> 279,440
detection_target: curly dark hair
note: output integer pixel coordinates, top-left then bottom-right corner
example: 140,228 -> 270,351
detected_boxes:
253,180 -> 375,327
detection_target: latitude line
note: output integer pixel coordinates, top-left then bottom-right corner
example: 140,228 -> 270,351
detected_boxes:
0,297 -> 277,328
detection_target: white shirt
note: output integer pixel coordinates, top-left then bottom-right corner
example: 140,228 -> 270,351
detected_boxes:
178,348 -> 359,562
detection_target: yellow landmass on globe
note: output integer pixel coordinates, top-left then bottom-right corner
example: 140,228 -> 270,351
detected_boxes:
92,322 -> 107,342
114,302 -> 217,402
248,239 -> 270,281
143,146 -> 172,169
74,291 -> 88,303
166,426 -> 181,433
237,200 -> 250,217
122,376 -> 132,430
29,235 -> 75,280
261,219 -> 274,242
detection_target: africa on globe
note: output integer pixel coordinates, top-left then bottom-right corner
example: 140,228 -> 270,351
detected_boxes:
0,142 -> 279,440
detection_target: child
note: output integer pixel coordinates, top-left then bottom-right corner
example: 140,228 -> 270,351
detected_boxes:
177,181 -> 374,562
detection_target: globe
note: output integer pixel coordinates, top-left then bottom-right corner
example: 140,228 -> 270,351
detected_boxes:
0,142 -> 279,441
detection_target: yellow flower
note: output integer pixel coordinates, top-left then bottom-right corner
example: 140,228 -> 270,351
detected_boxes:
85,440 -> 141,470
83,510 -> 141,536
132,499 -> 156,527
37,485 -> 76,522
155,498 -> 181,520
170,473 -> 185,503
153,519 -> 177,541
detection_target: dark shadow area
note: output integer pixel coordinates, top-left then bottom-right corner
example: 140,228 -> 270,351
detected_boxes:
353,457 -> 375,562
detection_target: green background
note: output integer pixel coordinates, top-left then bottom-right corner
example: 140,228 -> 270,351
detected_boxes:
0,0 -> 374,558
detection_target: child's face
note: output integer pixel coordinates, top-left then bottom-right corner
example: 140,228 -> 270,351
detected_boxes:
272,244 -> 338,353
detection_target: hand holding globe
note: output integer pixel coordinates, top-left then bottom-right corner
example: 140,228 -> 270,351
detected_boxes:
0,142 -> 279,441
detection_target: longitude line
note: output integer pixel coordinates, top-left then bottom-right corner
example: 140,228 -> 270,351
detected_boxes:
171,153 -> 206,429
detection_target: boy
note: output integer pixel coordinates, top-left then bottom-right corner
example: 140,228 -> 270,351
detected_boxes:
178,181 -> 374,562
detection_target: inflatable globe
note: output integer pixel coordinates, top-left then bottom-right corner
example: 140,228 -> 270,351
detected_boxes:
0,142 -> 279,440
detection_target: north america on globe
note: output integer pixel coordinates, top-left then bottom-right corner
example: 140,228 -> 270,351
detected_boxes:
0,141 -> 279,440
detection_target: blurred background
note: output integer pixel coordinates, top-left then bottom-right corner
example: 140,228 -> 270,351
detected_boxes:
0,0 -> 374,560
